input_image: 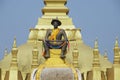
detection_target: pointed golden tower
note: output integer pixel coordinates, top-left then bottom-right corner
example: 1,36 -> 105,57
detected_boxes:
31,40 -> 39,70
113,37 -> 120,64
4,37 -> 23,80
87,39 -> 105,80
92,39 -> 100,68
9,37 -> 19,80
107,38 -> 120,80
10,37 -> 18,69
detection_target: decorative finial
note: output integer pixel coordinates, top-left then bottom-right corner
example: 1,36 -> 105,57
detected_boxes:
104,50 -> 108,60
13,36 -> 17,48
115,37 -> 119,47
94,38 -> 98,49
93,38 -> 100,67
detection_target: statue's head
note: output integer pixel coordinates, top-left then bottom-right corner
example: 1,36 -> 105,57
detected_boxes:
51,19 -> 61,28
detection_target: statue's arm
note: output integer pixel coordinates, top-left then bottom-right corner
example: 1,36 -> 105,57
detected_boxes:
45,30 -> 51,40
62,29 -> 68,41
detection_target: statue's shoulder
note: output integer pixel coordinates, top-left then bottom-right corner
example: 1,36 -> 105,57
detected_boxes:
60,29 -> 65,32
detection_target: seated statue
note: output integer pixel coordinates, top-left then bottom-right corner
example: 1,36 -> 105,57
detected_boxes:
43,18 -> 68,59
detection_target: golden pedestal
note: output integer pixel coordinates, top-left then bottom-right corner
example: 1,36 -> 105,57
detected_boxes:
35,49 -> 78,80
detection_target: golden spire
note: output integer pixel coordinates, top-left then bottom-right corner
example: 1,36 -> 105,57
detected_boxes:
115,37 -> 119,47
90,39 -> 102,80
93,38 -> 100,67
104,50 -> 108,60
10,37 -> 18,69
113,37 -> 120,64
13,36 -> 17,48
94,38 -> 98,49
8,37 -> 23,80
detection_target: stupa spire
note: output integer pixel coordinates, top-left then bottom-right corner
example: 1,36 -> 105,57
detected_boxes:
94,38 -> 98,49
10,37 -> 18,69
13,36 -> 17,48
113,37 -> 120,64
89,39 -> 102,80
115,37 -> 119,47
93,39 -> 100,67
6,37 -> 23,80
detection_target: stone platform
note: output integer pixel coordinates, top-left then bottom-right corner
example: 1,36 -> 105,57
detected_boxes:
41,68 -> 74,80
32,49 -> 79,80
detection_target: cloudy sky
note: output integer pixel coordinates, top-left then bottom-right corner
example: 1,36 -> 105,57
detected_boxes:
0,0 -> 120,62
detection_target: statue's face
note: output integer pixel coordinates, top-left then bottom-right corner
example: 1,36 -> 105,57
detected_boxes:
53,21 -> 58,28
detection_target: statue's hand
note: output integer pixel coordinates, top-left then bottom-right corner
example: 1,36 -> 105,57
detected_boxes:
45,40 -> 68,45
47,40 -> 62,45
45,39 -> 50,42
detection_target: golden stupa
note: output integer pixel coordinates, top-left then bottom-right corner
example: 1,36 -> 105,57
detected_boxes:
0,0 -> 120,80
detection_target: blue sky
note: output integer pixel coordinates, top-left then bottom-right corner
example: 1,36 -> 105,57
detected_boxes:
0,0 -> 120,62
